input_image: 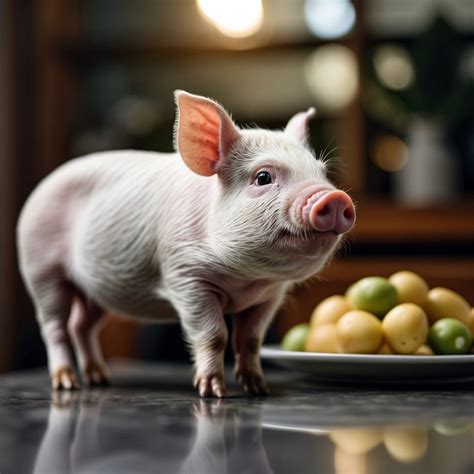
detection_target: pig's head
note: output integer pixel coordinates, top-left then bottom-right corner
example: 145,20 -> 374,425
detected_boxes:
174,91 -> 355,281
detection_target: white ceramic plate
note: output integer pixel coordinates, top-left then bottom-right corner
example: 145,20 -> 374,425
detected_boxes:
261,345 -> 474,383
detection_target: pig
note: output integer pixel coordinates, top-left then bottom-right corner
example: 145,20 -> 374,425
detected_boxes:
17,91 -> 355,397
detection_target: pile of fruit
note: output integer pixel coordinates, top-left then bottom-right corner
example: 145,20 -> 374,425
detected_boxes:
282,271 -> 474,355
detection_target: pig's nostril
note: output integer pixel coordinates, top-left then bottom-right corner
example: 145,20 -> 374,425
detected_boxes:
343,208 -> 353,219
318,205 -> 330,216
306,190 -> 355,233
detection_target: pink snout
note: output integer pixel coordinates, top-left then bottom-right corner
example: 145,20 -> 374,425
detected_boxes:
308,190 -> 355,234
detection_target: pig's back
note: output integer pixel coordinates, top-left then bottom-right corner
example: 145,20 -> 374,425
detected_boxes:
19,150 -> 209,319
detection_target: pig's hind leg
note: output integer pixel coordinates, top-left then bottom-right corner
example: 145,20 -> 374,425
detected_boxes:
68,295 -> 109,387
31,276 -> 80,390
28,274 -> 108,389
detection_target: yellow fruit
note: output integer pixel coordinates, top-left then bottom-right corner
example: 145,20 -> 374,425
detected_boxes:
334,447 -> 367,474
330,428 -> 382,455
414,344 -> 434,355
378,343 -> 394,354
469,308 -> 474,338
305,324 -> 339,353
389,271 -> 429,307
425,287 -> 470,326
383,427 -> 428,463
336,310 -> 383,354
382,303 -> 429,354
310,295 -> 353,328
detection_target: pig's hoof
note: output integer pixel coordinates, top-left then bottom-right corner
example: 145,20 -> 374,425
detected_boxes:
235,369 -> 269,396
82,363 -> 109,388
52,367 -> 80,391
193,373 -> 227,398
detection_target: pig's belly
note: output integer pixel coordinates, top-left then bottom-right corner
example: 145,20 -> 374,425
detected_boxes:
69,163 -> 178,322
72,237 -> 177,322
73,243 -> 178,322
92,287 -> 178,323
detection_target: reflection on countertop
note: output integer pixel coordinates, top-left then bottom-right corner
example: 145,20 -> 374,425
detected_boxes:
1,363 -> 473,474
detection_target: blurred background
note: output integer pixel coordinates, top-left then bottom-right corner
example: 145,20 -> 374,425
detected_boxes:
1,0 -> 473,372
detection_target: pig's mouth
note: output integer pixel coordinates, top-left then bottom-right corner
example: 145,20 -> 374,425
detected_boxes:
276,227 -> 338,249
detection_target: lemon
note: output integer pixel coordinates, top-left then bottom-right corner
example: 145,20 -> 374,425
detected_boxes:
414,344 -> 434,356
425,287 -> 470,326
468,307 -> 474,337
389,271 -> 429,307
382,303 -> 429,354
310,295 -> 352,328
305,324 -> 339,353
336,310 -> 383,354
330,428 -> 382,454
383,427 -> 428,463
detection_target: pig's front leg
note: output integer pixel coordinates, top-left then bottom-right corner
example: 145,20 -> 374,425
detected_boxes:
172,289 -> 228,398
232,294 -> 286,395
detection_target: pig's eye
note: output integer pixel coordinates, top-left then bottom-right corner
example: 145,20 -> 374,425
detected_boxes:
256,171 -> 272,186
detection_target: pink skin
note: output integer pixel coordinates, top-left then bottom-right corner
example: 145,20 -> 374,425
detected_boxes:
287,183 -> 355,233
306,190 -> 355,233
279,184 -> 355,257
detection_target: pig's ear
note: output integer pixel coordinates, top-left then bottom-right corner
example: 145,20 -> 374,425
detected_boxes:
174,90 -> 240,176
284,107 -> 316,146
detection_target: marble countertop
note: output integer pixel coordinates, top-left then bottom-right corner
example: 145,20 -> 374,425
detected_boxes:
1,362 -> 473,474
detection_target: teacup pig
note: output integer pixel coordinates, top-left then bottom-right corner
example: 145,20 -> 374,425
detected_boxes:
17,91 -> 355,397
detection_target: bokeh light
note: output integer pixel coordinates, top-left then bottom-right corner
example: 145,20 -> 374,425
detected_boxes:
371,135 -> 408,172
304,0 -> 356,39
373,44 -> 414,91
197,0 -> 264,38
304,44 -> 359,112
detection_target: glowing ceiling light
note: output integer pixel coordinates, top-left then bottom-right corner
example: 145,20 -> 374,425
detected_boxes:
197,0 -> 264,38
304,0 -> 356,39
304,44 -> 359,113
373,44 -> 414,91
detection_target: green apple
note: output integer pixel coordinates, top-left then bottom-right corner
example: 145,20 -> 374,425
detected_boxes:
347,277 -> 398,318
433,422 -> 471,436
428,318 -> 472,355
281,323 -> 310,351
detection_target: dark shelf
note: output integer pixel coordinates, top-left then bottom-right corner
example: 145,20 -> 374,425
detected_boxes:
57,36 -> 357,63
353,199 -> 474,244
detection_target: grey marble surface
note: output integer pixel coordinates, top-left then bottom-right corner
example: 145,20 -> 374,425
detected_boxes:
1,362 -> 473,474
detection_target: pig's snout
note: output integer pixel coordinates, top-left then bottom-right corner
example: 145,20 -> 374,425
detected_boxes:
305,190 -> 355,234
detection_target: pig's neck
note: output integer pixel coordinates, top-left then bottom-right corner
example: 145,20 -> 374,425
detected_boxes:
204,272 -> 290,314
160,166 -> 289,313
